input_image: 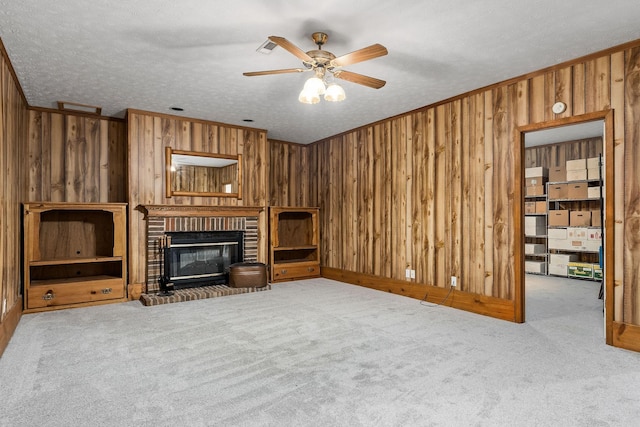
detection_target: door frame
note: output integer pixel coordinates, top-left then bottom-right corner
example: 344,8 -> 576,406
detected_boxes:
514,110 -> 614,345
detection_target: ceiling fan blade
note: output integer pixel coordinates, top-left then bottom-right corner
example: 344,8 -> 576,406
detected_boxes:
243,68 -> 307,76
333,70 -> 386,89
268,36 -> 315,63
330,44 -> 388,67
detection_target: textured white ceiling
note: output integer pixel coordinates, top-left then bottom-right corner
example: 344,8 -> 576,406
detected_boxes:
1,1 -> 639,144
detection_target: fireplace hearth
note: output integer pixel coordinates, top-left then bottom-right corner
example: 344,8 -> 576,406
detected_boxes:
160,231 -> 244,290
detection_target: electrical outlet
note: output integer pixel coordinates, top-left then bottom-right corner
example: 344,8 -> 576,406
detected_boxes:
405,269 -> 411,279
450,276 -> 457,288
410,269 -> 416,279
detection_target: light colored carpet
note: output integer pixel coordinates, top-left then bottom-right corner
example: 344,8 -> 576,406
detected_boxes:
1,276 -> 639,426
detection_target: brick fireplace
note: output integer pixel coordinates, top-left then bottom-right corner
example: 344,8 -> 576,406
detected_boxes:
141,205 -> 263,293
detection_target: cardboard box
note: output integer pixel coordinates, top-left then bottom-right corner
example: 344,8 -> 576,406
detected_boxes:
549,166 -> 566,183
548,210 -> 569,226
525,216 -> 546,236
525,261 -> 547,274
548,183 -> 567,199
567,182 -> 588,199
591,209 -> 601,227
525,185 -> 545,196
568,262 -> 593,279
588,186 -> 601,199
548,263 -> 569,276
535,201 -> 547,213
570,211 -> 591,227
525,201 -> 536,214
587,168 -> 600,180
525,167 -> 548,178
548,228 -> 568,239
549,253 -> 578,264
548,238 -> 572,250
587,157 -> 601,169
566,169 -> 588,181
525,243 -> 546,254
526,176 -> 547,187
549,253 -> 579,277
566,158 -> 587,170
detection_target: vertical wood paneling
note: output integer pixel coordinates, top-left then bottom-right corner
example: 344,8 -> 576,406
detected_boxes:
573,63 -> 587,115
448,100 -> 463,283
435,105 -> 447,287
555,66 -> 573,118
611,51 -> 626,321
624,47 -> 640,324
483,90 -> 495,295
492,86 -> 509,298
411,112 -> 427,284
27,111 -> 126,203
470,92 -> 486,294
0,47 -> 28,331
424,110 -> 436,285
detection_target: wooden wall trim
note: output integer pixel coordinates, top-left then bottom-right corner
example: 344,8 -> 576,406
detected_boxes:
321,267 -> 516,321
268,138 -> 307,147
140,204 -> 264,218
310,38 -> 640,146
28,106 -> 125,122
0,297 -> 22,358
612,321 -> 640,353
126,108 -> 267,133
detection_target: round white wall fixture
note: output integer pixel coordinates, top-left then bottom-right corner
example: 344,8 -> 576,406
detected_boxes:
552,101 -> 567,114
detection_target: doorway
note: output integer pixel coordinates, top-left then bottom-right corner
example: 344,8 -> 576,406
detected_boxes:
515,111 -> 614,345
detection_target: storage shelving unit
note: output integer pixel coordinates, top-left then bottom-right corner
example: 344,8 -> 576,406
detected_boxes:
524,193 -> 548,275
546,170 -> 603,281
269,207 -> 320,282
23,202 -> 128,312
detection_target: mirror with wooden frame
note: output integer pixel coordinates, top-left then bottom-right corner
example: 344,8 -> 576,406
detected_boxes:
165,147 -> 242,198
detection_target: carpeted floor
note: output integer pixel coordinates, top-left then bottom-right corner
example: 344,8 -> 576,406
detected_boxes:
1,275 -> 639,426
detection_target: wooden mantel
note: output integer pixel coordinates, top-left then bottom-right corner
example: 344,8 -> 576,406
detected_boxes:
139,205 -> 264,218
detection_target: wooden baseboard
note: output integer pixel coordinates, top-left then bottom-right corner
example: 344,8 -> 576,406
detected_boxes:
0,297 -> 23,358
612,321 -> 640,352
321,267 -> 516,321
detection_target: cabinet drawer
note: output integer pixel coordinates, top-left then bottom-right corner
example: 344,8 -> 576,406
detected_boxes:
272,263 -> 320,281
27,277 -> 125,309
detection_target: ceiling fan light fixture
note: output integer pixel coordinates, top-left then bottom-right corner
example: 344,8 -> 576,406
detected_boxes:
303,76 -> 326,95
298,88 -> 320,104
324,83 -> 346,102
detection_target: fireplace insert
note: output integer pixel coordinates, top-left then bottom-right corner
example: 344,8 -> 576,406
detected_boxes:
162,231 -> 244,289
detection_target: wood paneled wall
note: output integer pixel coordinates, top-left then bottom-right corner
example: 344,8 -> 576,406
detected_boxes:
276,43 -> 640,327
524,137 -> 603,168
127,110 -> 269,286
269,139 -> 314,207
0,42 -> 28,356
27,110 -> 127,202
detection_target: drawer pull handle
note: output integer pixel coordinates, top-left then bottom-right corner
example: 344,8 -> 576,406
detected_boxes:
308,267 -> 315,272
42,290 -> 55,301
280,269 -> 287,274
102,288 -> 112,294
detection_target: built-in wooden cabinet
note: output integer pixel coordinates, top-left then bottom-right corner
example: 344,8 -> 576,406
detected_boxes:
269,207 -> 320,282
23,202 -> 128,312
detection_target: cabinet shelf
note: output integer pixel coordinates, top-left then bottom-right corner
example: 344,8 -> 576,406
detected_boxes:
23,202 -> 128,312
30,275 -> 122,287
30,256 -> 123,267
270,207 -> 320,282
273,245 -> 318,251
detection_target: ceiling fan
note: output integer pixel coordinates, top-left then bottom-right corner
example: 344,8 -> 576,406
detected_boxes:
243,32 -> 388,103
